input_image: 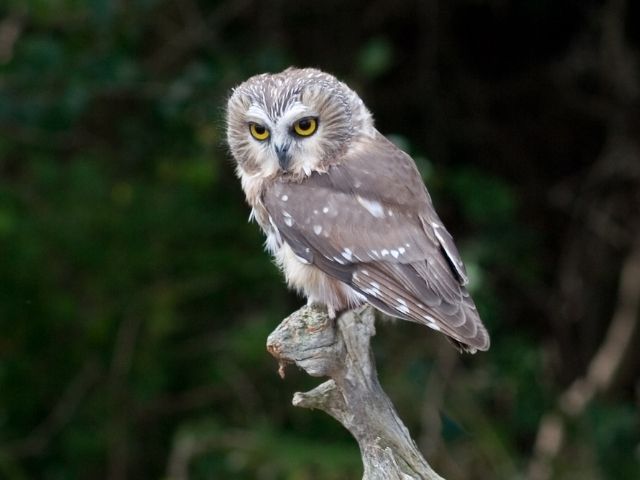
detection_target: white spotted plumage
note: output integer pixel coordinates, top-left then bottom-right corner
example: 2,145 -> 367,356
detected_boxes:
226,67 -> 490,352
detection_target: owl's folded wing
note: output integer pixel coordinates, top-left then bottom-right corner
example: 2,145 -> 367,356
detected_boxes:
263,134 -> 489,352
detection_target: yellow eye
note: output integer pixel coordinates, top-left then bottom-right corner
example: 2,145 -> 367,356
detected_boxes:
249,123 -> 270,141
293,117 -> 318,137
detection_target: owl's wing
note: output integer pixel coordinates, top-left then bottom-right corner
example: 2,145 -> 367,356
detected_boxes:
263,133 -> 489,352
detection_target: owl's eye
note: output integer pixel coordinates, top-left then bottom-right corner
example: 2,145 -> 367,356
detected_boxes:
292,117 -> 318,137
249,123 -> 270,141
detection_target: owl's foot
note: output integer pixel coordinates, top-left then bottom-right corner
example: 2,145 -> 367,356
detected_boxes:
305,299 -> 338,320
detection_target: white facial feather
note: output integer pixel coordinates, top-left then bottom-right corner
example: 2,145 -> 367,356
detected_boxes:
226,67 -> 373,189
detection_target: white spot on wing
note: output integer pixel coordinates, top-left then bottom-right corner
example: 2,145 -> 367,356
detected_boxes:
313,225 -> 322,235
294,254 -> 310,264
395,298 -> 409,314
391,250 -> 399,258
342,248 -> 353,261
423,314 -> 437,323
356,195 -> 385,218
432,221 -> 468,284
362,280 -> 381,297
381,249 -> 389,257
281,195 -> 288,202
398,247 -> 406,254
322,207 -> 329,213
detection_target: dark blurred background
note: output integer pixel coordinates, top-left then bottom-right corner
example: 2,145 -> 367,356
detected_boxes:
1,0 -> 639,479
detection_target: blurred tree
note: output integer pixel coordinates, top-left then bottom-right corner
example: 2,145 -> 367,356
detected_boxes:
0,0 -> 638,479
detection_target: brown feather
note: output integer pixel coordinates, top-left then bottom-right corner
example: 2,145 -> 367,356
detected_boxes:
263,132 -> 490,352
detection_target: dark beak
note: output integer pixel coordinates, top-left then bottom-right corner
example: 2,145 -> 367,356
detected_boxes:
275,144 -> 291,171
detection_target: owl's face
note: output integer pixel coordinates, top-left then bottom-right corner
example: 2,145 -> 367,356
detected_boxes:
226,68 -> 373,181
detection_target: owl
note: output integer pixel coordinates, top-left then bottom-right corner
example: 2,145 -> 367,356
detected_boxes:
226,67 -> 489,353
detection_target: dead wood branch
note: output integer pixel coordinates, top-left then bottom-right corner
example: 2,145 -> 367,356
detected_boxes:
267,305 -> 445,480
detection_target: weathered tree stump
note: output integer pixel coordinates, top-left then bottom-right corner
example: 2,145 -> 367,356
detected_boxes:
267,304 -> 445,480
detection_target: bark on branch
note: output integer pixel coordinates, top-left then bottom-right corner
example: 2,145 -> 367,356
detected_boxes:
267,304 -> 444,480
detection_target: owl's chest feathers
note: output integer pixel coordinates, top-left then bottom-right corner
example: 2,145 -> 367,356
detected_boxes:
238,168 -> 273,237
239,168 -> 362,310
239,169 -> 288,253
240,166 -> 311,236
274,242 -> 364,310
265,217 -> 363,311
240,166 -> 301,218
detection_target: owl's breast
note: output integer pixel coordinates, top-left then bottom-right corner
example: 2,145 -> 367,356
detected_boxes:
274,242 -> 365,311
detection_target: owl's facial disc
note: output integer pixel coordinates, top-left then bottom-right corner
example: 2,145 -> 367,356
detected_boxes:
273,116 -> 319,171
264,104 -> 319,173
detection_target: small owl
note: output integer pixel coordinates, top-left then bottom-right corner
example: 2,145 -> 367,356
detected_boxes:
226,67 -> 489,352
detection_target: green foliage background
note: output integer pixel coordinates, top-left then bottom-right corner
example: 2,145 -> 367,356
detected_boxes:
1,1 -> 639,479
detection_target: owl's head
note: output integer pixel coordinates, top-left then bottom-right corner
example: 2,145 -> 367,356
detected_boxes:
226,68 -> 374,181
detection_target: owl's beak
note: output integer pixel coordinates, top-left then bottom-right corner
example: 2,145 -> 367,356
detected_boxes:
275,144 -> 291,171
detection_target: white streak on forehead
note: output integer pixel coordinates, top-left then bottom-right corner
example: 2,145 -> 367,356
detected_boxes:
279,103 -> 317,125
246,106 -> 272,124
